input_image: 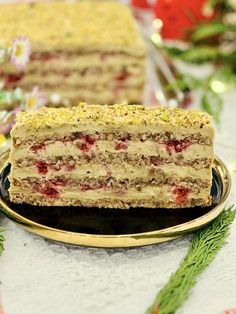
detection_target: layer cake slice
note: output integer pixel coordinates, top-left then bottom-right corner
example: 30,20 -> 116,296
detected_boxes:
0,1 -> 146,108
8,103 -> 215,208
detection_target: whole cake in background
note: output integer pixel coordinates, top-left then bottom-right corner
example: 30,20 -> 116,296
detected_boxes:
9,103 -> 214,209
0,1 -> 146,107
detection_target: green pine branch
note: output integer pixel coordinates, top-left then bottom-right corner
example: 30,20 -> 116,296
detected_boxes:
146,207 -> 236,314
177,46 -> 221,64
191,22 -> 232,42
0,228 -> 4,256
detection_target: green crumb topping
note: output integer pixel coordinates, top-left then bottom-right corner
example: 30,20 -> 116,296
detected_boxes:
14,103 -> 212,130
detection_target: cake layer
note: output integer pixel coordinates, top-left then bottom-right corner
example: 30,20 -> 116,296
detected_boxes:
12,175 -> 210,190
2,53 -> 145,74
13,123 -> 213,140
11,140 -> 213,161
11,105 -> 214,140
52,87 -> 144,105
5,73 -> 145,90
14,154 -> 212,170
2,61 -> 145,89
10,190 -> 211,209
11,181 -> 209,200
14,131 -> 212,145
11,163 -> 211,182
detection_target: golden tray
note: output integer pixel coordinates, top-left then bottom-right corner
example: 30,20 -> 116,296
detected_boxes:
0,150 -> 231,248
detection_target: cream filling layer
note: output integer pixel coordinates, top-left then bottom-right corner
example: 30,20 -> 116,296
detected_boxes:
17,71 -> 145,88
10,141 -> 214,161
9,186 -> 210,201
11,86 -> 143,106
30,44 -> 147,56
11,163 -> 212,182
12,123 -> 214,141
3,54 -> 145,73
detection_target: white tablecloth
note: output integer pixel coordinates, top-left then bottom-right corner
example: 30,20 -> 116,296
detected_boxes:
0,91 -> 236,314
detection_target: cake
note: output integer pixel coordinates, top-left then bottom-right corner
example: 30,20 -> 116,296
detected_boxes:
8,103 -> 215,209
0,1 -> 146,107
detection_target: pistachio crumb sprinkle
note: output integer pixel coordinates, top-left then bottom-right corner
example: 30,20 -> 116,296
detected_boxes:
14,103 -> 212,130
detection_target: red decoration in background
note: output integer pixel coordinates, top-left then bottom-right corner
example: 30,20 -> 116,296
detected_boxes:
0,295 -> 4,314
154,0 -> 215,40
222,310 -> 236,314
131,0 -> 154,9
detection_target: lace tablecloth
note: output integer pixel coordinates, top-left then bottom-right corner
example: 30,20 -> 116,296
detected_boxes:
0,91 -> 235,314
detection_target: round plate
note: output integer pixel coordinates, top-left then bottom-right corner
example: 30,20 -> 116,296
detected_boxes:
0,151 -> 231,248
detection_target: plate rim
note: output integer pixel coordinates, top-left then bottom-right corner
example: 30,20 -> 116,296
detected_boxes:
0,150 -> 232,247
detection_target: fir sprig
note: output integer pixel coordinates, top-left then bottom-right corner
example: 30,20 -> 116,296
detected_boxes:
146,207 -> 236,314
191,22 -> 233,42
162,46 -> 221,64
0,228 -> 4,256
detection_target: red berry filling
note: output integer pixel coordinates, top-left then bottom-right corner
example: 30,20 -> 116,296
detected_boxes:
35,178 -> 68,198
31,143 -> 46,153
100,52 -> 114,61
80,143 -> 90,153
150,156 -> 162,166
84,135 -> 96,145
51,178 -> 68,187
35,161 -> 48,175
80,182 -> 106,192
172,186 -> 190,205
36,182 -> 60,199
115,71 -> 130,82
115,139 -> 129,150
80,183 -> 94,192
3,72 -> 24,86
31,52 -> 54,62
65,164 -> 76,172
165,140 -> 192,154
77,135 -> 96,153
63,70 -> 70,78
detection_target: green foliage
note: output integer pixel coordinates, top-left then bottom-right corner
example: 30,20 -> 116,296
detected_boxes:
0,228 -> 4,256
165,64 -> 236,124
0,89 -> 24,110
192,22 -> 230,42
161,45 -> 222,64
146,207 -> 236,314
173,46 -> 221,64
201,89 -> 223,125
156,2 -> 236,125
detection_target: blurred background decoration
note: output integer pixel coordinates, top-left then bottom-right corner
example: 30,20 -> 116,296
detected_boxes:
131,0 -> 236,124
0,37 -> 46,152
0,0 -> 235,154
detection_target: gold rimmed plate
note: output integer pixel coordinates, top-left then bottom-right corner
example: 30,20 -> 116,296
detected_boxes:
0,151 -> 231,248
